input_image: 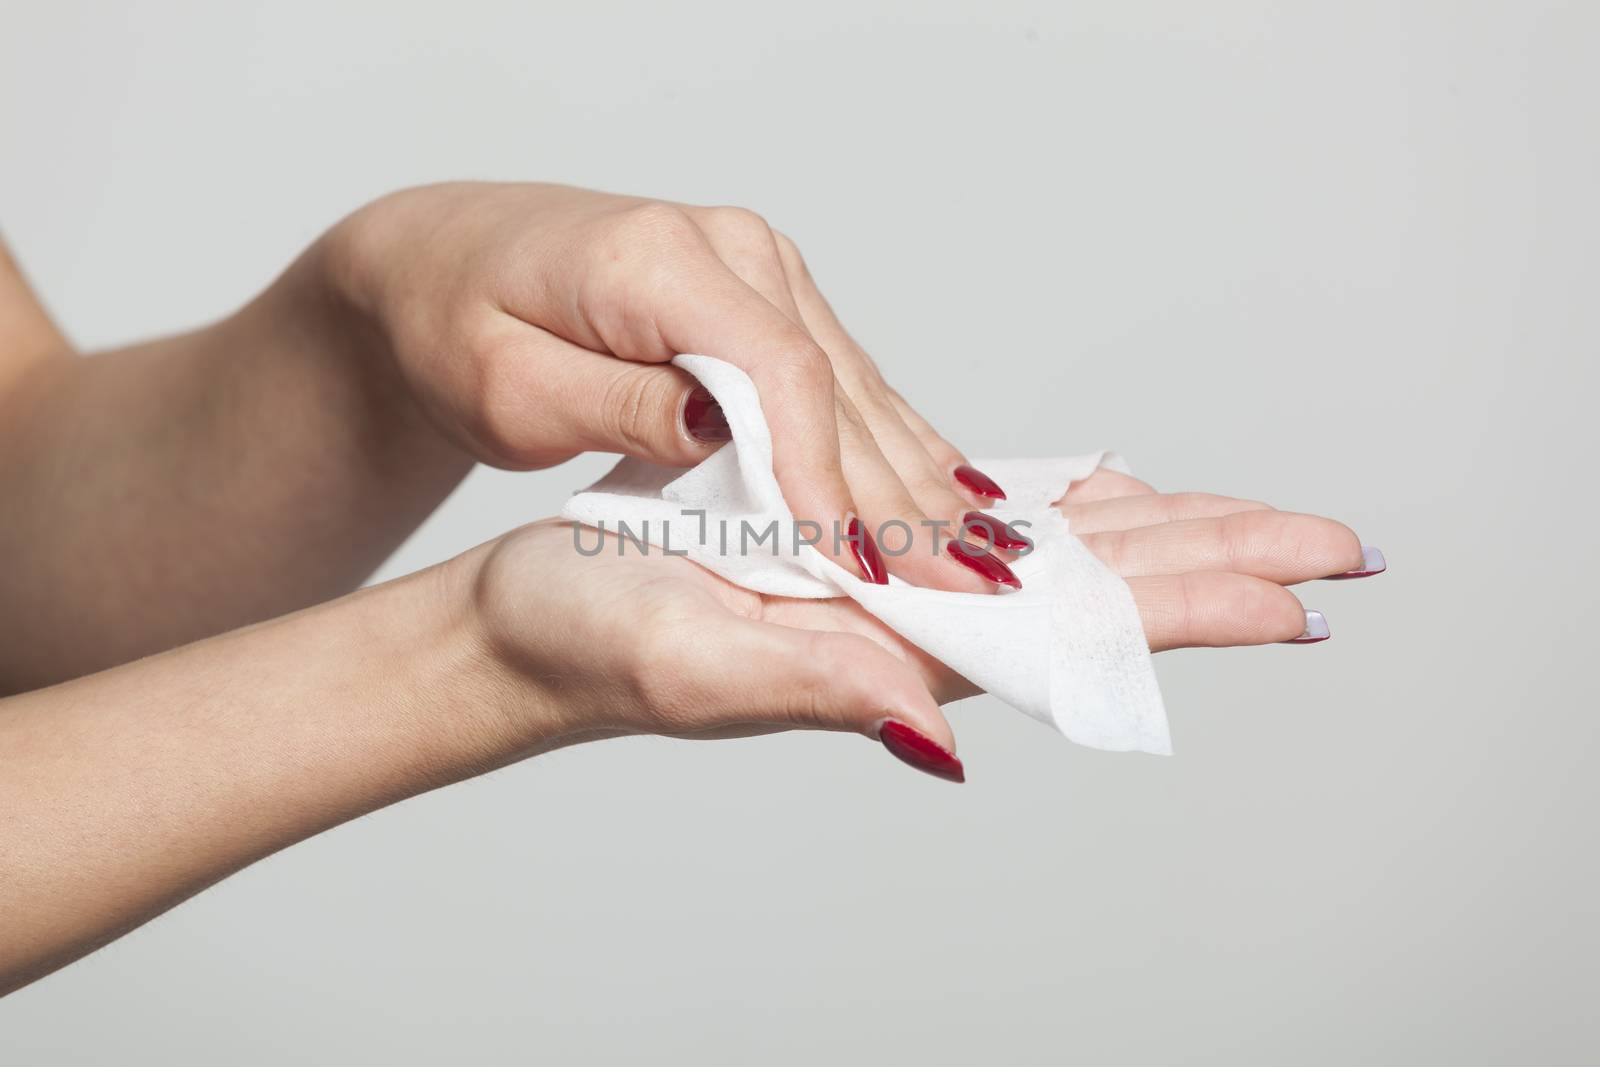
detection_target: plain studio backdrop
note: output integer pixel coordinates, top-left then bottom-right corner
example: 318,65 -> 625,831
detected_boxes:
2,1 -> 1596,1063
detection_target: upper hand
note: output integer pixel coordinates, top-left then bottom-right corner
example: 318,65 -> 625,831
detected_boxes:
320,182 -> 1017,595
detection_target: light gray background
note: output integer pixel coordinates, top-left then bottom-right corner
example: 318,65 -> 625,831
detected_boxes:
2,1 -> 1595,1062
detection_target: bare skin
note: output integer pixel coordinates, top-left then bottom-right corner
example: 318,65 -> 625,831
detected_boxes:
0,196 -> 1373,995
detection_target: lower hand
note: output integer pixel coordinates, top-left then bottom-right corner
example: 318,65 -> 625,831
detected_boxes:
467,469 -> 1382,783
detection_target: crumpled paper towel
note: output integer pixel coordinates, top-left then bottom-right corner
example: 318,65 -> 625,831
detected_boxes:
562,355 -> 1170,754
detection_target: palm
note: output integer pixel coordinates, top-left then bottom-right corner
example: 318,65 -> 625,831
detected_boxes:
477,469 -> 1374,744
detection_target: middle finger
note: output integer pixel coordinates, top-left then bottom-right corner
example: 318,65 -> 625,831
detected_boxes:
1079,510 -> 1365,584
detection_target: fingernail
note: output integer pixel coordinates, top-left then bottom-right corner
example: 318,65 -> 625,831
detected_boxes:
961,511 -> 1030,551
953,464 -> 1007,500
878,720 -> 965,783
1285,610 -> 1330,644
683,387 -> 732,443
1324,546 -> 1387,580
847,516 -> 889,584
945,540 -> 1022,589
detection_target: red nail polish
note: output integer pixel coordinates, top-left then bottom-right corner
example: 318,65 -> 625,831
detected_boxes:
878,720 -> 965,783
953,464 -> 1007,500
847,516 -> 889,584
945,541 -> 1022,589
961,511 -> 1030,551
683,387 -> 731,443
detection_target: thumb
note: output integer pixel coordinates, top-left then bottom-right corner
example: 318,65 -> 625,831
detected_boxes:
476,324 -> 723,469
553,348 -> 721,468
684,617 -> 966,784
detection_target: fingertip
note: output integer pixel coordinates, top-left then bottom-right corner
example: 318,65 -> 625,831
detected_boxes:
874,716 -> 964,783
952,463 -> 1007,501
1132,572 -> 1311,651
944,540 -> 1022,590
680,385 -> 732,445
1284,609 -> 1331,644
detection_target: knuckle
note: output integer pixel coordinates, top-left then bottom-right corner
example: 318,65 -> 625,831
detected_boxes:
917,481 -> 972,525
1170,572 -> 1202,644
771,230 -> 809,273
1161,493 -> 1218,520
1100,527 -> 1133,574
701,204 -> 771,238
849,383 -> 901,425
833,392 -> 870,435
1157,493 -> 1201,521
598,369 -> 663,453
780,632 -> 855,730
1174,493 -> 1270,519
617,201 -> 699,250
771,339 -> 832,384
624,614 -> 703,730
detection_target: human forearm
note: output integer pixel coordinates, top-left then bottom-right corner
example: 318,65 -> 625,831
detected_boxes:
0,247 -> 472,690
0,240 -> 70,382
0,552 -> 546,995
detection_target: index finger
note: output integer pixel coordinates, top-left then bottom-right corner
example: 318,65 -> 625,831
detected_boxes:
647,244 -> 874,583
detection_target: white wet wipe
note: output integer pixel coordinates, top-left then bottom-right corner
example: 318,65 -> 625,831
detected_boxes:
562,355 -> 1170,754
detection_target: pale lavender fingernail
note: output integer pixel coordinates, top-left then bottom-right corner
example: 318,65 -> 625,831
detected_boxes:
1325,546 -> 1386,580
1285,610 -> 1330,644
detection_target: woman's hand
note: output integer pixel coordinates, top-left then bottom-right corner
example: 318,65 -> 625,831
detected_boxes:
317,182 -> 1016,594
467,472 -> 1382,783
0,466 -> 1379,992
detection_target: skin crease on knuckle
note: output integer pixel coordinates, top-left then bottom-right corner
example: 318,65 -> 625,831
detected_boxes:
770,230 -> 809,278
768,336 -> 834,395
695,210 -> 800,303
1161,492 -> 1267,524
596,366 -> 664,458
763,344 -> 843,462
782,631 -> 887,735
618,201 -> 702,251
620,609 -> 714,735
589,205 -> 707,344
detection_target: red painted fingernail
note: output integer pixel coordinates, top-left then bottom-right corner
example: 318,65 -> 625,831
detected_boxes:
1323,546 -> 1386,580
961,511 -> 1030,551
945,540 -> 1022,589
878,720 -> 965,783
683,387 -> 731,443
847,516 -> 889,584
953,464 -> 1007,500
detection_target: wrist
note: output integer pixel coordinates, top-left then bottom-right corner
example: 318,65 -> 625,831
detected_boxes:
244,232 -> 471,478
328,552 -> 568,788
